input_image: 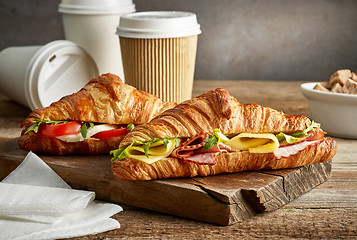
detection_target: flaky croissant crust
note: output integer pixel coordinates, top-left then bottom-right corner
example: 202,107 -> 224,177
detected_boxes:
113,88 -> 337,181
120,88 -> 311,147
21,73 -> 176,129
18,73 -> 176,155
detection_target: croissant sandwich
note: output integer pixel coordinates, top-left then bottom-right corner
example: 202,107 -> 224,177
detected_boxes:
111,88 -> 337,181
18,73 -> 176,155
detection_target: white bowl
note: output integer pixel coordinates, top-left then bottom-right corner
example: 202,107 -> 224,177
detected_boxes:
301,82 -> 357,139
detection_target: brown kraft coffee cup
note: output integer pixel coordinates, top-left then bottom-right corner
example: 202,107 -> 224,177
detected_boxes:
117,11 -> 201,103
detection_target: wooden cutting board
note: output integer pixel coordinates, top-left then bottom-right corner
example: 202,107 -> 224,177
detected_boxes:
0,138 -> 331,225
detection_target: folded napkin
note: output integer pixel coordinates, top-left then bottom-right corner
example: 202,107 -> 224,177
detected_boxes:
0,152 -> 122,240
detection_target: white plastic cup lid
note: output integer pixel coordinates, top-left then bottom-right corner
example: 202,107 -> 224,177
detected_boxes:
25,40 -> 99,109
117,11 -> 201,39
58,0 -> 135,15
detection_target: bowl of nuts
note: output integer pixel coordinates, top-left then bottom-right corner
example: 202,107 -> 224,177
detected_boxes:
301,69 -> 357,139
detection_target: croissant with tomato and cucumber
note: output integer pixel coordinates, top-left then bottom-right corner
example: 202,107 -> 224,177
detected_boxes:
18,73 -> 176,155
111,88 -> 337,181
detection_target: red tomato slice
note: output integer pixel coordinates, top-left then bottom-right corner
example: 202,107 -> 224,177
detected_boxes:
92,127 -> 129,139
37,121 -> 82,138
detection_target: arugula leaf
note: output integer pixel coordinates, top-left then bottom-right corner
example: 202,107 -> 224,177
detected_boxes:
24,119 -> 68,134
143,142 -> 151,158
203,135 -> 218,151
80,122 -> 94,138
35,119 -> 69,125
202,129 -> 230,151
127,123 -> 134,131
24,124 -> 40,134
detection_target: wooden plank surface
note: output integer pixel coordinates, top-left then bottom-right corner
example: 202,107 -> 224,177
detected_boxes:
0,138 -> 331,225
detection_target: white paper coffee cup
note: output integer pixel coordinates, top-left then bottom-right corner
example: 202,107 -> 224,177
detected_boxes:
117,11 -> 201,103
0,40 -> 98,109
58,0 -> 135,80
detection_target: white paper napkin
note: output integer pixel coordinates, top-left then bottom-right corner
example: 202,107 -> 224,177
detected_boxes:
0,152 -> 122,240
0,182 -> 95,223
1,151 -> 71,188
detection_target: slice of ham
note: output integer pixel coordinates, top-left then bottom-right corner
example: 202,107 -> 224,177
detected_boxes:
274,139 -> 322,159
171,132 -> 235,165
185,152 -> 218,165
171,132 -> 208,160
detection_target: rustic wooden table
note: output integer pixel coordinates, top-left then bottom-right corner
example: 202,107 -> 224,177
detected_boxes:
0,80 -> 356,239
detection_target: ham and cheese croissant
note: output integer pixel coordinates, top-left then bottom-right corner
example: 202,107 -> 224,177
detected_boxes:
111,88 -> 337,181
18,73 -> 176,155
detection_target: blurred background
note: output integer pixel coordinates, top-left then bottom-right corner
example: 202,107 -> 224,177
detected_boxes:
1,0 -> 356,81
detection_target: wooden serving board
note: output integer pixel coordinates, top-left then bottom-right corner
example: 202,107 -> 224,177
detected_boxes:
0,138 -> 332,225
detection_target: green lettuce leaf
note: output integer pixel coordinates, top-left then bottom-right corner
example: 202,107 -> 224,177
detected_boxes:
213,128 -> 230,143
276,121 -> 321,144
291,121 -> 320,137
110,140 -> 142,162
275,132 -> 301,144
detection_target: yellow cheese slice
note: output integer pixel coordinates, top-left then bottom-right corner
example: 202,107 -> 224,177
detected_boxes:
225,133 -> 279,153
126,139 -> 178,164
